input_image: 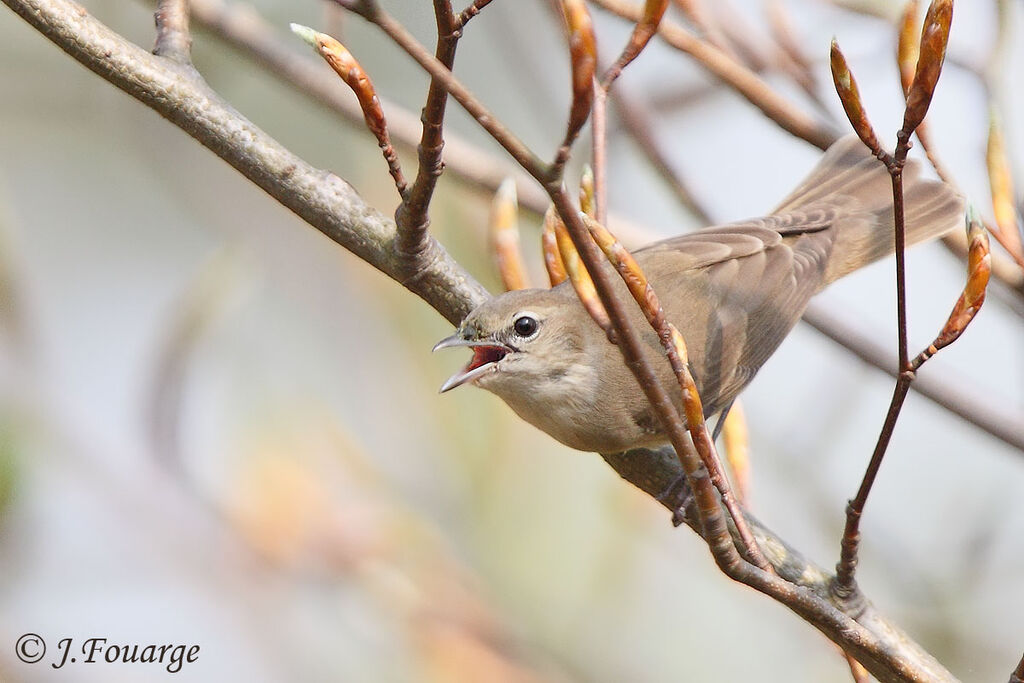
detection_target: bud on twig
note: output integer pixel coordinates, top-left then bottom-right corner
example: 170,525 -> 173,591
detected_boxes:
579,165 -> 596,218
830,39 -> 882,157
291,23 -> 407,195
561,0 -> 597,147
547,207 -> 612,336
987,109 -> 1023,259
490,178 -> 529,291
897,0 -> 921,99
602,0 -> 669,87
541,219 -> 569,287
914,206 -> 990,367
720,401 -> 751,507
901,0 -> 953,136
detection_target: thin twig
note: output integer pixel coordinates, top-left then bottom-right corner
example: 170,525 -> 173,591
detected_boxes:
803,303 -> 1024,453
337,0 -> 549,180
153,0 -> 191,62
607,82 -> 713,222
394,0 -> 460,270
455,0 -> 493,29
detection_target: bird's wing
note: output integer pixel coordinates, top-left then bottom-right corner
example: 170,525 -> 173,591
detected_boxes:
633,213 -> 841,413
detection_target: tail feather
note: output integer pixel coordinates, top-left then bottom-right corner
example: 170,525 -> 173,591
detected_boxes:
775,135 -> 964,286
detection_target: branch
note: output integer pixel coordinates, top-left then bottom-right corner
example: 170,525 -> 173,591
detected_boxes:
2,0 -> 487,327
393,0 -> 459,270
153,0 -> 191,62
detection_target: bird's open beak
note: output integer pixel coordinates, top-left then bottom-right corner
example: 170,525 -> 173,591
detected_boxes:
433,334 -> 511,393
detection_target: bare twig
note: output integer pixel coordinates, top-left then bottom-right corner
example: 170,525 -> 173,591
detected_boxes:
607,84 -> 713,223
803,302 -> 1024,452
394,0 -> 459,270
153,0 -> 191,62
831,0 -> 960,601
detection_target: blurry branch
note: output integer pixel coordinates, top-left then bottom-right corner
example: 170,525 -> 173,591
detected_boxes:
606,83 -> 713,223
150,249 -> 244,472
2,0 -> 488,327
589,0 -> 839,150
803,302 -> 1024,452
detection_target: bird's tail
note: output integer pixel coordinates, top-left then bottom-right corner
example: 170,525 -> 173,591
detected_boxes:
773,135 -> 964,287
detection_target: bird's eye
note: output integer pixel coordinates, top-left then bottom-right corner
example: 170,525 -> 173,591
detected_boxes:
512,314 -> 539,338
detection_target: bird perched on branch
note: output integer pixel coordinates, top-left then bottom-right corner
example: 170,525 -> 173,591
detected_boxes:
435,136 -> 964,454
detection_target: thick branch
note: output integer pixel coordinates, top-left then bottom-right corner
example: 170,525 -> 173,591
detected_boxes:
3,0 -> 487,326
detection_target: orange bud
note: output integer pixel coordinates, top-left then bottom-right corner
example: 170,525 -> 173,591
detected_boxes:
579,165 -> 596,218
561,0 -> 597,142
293,24 -> 405,194
930,206 -> 990,353
720,400 -> 751,507
902,0 -> 953,135
897,0 -> 921,98
547,207 -> 612,334
490,179 -> 529,291
987,109 -> 1022,257
541,221 -> 568,286
830,39 -> 882,155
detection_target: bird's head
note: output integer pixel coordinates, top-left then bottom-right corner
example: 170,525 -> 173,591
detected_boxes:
434,288 -> 591,401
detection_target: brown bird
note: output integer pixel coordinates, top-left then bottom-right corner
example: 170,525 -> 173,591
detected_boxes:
434,137 -> 964,453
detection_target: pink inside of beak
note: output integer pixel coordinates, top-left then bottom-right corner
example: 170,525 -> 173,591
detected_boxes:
466,345 -> 508,372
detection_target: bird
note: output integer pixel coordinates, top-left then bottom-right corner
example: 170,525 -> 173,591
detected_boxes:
434,136 -> 965,454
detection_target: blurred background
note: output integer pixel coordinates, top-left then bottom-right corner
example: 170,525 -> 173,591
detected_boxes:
0,0 -> 1022,681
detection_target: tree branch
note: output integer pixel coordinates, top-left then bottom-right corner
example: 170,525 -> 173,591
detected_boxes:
153,0 -> 191,62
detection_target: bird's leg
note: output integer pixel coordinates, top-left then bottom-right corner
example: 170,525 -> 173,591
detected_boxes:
656,473 -> 694,527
